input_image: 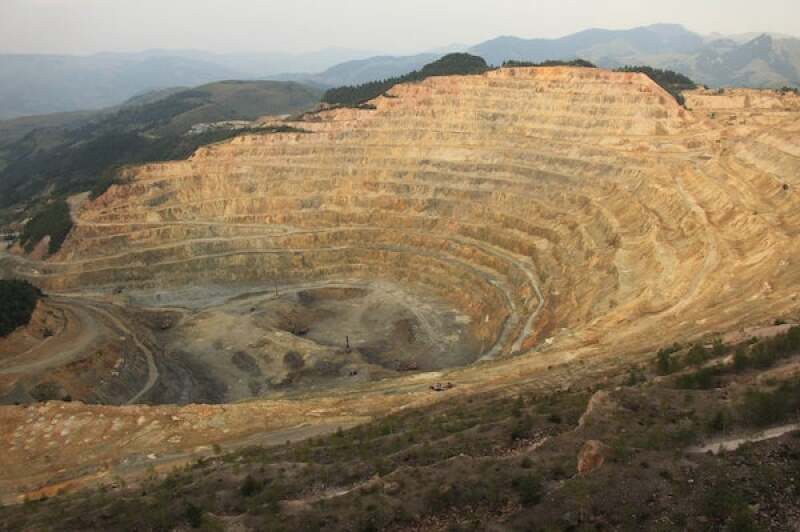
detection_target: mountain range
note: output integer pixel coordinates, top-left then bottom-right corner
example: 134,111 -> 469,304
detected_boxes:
1,24 -> 799,120
325,24 -> 800,90
0,49 -> 370,120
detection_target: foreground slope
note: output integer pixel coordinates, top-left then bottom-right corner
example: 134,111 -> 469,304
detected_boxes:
1,67 -> 800,503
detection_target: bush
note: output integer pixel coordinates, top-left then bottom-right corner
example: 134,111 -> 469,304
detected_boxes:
711,338 -> 726,357
0,280 -> 41,337
675,366 -> 722,390
703,484 -> 746,524
184,501 -> 204,528
707,409 -> 730,433
733,347 -> 750,372
240,475 -> 261,497
740,380 -> 800,426
655,343 -> 682,375
685,344 -> 709,366
511,475 -> 542,506
20,199 -> 73,255
727,507 -> 758,532
510,415 -> 534,440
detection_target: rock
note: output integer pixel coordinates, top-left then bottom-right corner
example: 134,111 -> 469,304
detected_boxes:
577,440 -> 607,474
383,481 -> 400,495
561,512 -> 579,527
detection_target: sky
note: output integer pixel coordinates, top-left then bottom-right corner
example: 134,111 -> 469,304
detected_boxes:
1,0 -> 798,55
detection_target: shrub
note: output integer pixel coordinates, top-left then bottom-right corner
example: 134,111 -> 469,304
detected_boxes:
511,475 -> 542,506
728,507 -> 758,532
707,409 -> 730,433
685,344 -> 709,366
655,343 -> 682,375
733,346 -> 750,372
749,343 -> 777,369
184,501 -> 204,528
626,369 -> 646,386
740,380 -> 800,426
675,366 -> 722,390
510,415 -> 534,440
240,475 -> 261,497
711,338 -> 726,357
703,484 -> 745,523
0,279 -> 41,337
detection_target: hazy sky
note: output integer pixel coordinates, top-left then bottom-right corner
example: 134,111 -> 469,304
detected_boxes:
1,0 -> 798,55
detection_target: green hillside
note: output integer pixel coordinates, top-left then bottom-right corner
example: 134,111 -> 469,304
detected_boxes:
0,80 -> 322,207
322,53 -> 489,107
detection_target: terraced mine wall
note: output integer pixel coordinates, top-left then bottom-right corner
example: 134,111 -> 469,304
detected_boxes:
12,67 -> 800,363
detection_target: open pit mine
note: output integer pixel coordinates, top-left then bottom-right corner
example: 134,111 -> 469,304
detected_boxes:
1,66 -> 799,504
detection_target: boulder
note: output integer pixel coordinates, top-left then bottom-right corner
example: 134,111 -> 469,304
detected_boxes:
577,440 -> 607,474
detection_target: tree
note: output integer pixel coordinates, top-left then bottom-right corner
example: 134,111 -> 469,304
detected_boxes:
0,280 -> 42,337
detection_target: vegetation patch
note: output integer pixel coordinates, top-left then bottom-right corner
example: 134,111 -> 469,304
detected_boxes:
0,279 -> 41,337
20,199 -> 73,255
614,66 -> 697,105
322,53 -> 491,107
740,379 -> 800,427
502,59 -> 596,68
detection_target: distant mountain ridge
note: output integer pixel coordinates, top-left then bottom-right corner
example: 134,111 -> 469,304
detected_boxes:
279,24 -> 800,91
470,24 -> 706,65
270,54 -> 441,88
470,25 -> 800,88
2,24 -> 799,120
0,48 -> 373,120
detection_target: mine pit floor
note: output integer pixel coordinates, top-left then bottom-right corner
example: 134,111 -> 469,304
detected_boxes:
143,280 -> 481,404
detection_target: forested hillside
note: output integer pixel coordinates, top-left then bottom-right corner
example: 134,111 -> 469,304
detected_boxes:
0,81 -> 321,207
322,53 -> 489,106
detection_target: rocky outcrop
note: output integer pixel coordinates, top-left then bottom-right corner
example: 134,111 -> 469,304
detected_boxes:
577,440 -> 608,474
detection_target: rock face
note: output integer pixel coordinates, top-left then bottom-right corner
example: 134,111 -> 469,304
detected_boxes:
2,67 -> 800,501
577,440 -> 607,474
